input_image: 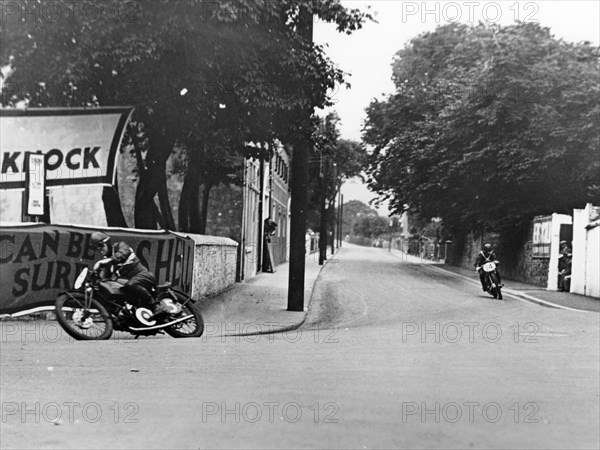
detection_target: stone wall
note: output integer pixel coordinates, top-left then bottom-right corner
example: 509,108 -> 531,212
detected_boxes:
448,223 -> 548,287
506,225 -> 549,287
186,234 -> 239,301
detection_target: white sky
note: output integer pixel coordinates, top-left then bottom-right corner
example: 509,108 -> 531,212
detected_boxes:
314,1 -> 600,214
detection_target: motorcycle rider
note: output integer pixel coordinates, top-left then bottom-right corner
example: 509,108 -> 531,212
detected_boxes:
90,231 -> 162,316
475,243 -> 502,291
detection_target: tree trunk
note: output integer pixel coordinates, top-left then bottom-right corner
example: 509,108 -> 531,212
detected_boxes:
178,163 -> 202,233
135,160 -> 166,229
329,199 -> 336,256
178,142 -> 207,233
158,170 -> 176,231
133,132 -> 174,230
198,181 -> 214,235
102,185 -> 128,227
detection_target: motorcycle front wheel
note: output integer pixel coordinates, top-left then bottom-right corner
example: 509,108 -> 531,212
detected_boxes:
489,273 -> 501,299
162,292 -> 204,338
55,292 -> 113,340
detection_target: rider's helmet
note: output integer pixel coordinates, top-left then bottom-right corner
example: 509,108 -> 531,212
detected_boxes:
90,231 -> 112,257
90,231 -> 111,249
482,243 -> 492,253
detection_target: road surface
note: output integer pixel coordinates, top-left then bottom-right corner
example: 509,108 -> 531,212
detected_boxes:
1,244 -> 598,449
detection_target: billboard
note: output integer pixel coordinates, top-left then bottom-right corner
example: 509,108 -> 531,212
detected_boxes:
0,224 -> 195,315
0,107 -> 133,190
532,215 -> 552,258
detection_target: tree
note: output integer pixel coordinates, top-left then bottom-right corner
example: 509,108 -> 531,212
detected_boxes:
364,23 -> 600,235
354,214 -> 388,239
1,0 -> 372,231
340,199 -> 376,236
309,112 -> 366,232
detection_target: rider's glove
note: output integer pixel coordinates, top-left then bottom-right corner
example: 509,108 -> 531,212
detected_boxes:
93,258 -> 112,271
475,267 -> 481,273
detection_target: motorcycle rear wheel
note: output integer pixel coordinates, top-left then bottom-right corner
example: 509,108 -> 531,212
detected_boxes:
55,292 -> 113,340
161,292 -> 204,338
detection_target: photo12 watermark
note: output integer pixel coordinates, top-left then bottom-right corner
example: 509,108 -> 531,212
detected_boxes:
401,321 -> 540,344
401,2 -> 540,24
0,320 -> 144,344
201,322 -> 340,344
201,401 -> 340,424
401,401 -> 540,424
1,401 -> 140,424
396,81 -> 548,107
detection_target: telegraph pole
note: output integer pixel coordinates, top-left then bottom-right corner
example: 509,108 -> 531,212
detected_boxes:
287,5 -> 313,311
330,164 -> 338,256
319,148 -> 327,265
338,192 -> 343,247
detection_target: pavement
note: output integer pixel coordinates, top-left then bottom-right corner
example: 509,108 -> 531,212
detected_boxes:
197,251 -> 328,337
198,246 -> 598,339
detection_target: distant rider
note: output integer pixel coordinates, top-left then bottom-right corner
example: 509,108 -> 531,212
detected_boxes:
90,231 -> 161,315
474,243 -> 502,291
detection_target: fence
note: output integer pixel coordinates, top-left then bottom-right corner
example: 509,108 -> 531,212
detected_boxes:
383,237 -> 451,262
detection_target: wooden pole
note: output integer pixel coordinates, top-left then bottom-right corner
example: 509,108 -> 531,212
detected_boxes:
287,5 -> 313,312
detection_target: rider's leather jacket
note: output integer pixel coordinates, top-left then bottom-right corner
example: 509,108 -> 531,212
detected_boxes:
475,250 -> 497,269
95,241 -> 151,280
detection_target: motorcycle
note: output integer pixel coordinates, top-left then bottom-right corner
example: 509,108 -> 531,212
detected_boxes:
54,268 -> 204,340
478,261 -> 503,300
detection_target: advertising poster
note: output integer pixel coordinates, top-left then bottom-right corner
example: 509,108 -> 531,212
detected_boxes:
25,152 -> 46,216
0,107 -> 133,190
532,216 -> 552,258
0,224 -> 195,314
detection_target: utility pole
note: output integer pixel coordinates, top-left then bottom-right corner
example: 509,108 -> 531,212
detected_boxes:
339,194 -> 344,247
319,147 -> 327,265
287,5 -> 313,312
330,164 -> 338,257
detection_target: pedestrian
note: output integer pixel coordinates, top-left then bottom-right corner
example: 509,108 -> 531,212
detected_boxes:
558,241 -> 572,292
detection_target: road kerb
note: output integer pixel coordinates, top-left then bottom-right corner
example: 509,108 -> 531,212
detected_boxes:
425,264 -> 595,313
222,257 -> 329,337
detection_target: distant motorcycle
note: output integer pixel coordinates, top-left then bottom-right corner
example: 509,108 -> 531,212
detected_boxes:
55,268 -> 204,340
478,261 -> 503,300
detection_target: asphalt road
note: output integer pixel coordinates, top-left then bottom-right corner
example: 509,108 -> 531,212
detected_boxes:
1,244 -> 598,449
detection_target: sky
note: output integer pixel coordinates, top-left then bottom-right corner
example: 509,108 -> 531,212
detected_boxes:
313,0 -> 600,215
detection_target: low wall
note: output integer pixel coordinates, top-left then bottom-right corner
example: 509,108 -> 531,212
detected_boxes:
447,225 -> 548,287
0,224 -> 196,315
0,224 -> 239,315
185,234 -> 239,301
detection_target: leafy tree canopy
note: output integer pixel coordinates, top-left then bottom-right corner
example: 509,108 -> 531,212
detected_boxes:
307,112 -> 367,231
1,0 -> 372,230
364,22 -> 599,234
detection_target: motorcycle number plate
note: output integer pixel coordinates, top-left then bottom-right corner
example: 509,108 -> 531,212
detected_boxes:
483,262 -> 496,272
161,299 -> 182,314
